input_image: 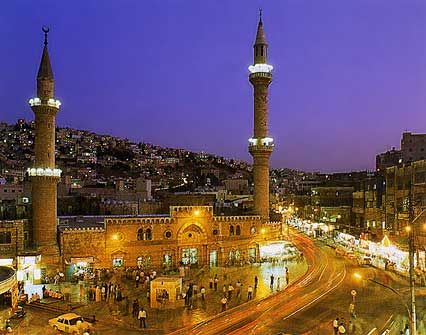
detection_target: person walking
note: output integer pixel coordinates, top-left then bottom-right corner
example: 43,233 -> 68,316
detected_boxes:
209,277 -> 213,289
270,274 -> 275,290
285,272 -> 289,286
214,275 -> 218,291
138,307 -> 147,328
222,284 -> 227,296
333,317 -> 339,335
254,276 -> 258,290
221,296 -> 227,312
277,277 -> 281,291
247,285 -> 253,300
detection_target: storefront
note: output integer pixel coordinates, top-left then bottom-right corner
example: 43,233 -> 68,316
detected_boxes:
16,255 -> 42,285
150,277 -> 182,309
259,242 -> 298,261
65,257 -> 94,281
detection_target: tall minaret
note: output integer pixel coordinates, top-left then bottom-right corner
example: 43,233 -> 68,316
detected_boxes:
248,11 -> 273,221
28,27 -> 62,264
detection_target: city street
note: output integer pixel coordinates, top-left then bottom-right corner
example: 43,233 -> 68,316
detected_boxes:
7,231 -> 426,334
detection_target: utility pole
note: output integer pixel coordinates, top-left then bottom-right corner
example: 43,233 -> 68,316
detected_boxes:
408,189 -> 417,335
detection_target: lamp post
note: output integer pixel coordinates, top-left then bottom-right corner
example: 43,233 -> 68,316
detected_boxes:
354,272 -> 411,327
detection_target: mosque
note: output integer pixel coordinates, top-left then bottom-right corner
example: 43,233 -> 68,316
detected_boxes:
0,14 -> 282,283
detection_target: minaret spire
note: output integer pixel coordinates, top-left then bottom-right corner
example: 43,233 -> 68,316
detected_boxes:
37,26 -> 54,98
248,12 -> 274,221
254,11 -> 268,64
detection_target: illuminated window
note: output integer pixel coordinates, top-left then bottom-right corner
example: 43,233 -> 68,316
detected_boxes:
230,226 -> 234,236
137,228 -> 143,240
250,226 -> 256,234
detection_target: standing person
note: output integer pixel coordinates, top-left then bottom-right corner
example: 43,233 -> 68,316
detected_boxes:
200,286 -> 206,301
228,284 -> 234,300
349,303 -> 356,318
222,284 -> 227,296
247,285 -> 253,300
132,299 -> 139,318
138,307 -> 147,328
333,318 -> 339,335
348,320 -> 354,335
277,277 -> 281,291
209,277 -> 213,289
285,272 -> 289,286
270,274 -> 275,290
221,296 -> 228,312
214,274 -> 218,291
235,280 -> 242,299
254,276 -> 258,290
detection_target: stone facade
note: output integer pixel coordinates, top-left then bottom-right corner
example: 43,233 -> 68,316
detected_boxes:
58,206 -> 282,270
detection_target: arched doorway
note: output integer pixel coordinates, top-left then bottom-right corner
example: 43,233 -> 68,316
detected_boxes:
177,222 -> 207,267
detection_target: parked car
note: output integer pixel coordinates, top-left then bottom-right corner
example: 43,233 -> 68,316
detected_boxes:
49,313 -> 93,334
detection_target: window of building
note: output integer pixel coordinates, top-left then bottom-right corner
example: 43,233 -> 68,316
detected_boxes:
144,228 -> 152,240
236,225 -> 241,235
164,230 -> 172,239
137,228 -> 144,240
250,226 -> 256,234
230,226 -> 234,236
260,46 -> 264,56
0,232 -> 11,244
212,229 -> 219,236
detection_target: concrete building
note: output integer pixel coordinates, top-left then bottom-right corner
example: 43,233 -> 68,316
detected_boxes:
352,172 -> 385,236
385,161 -> 426,245
401,132 -> 426,163
248,13 -> 274,221
376,147 -> 402,172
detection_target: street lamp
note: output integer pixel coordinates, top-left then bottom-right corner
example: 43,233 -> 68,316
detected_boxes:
353,272 -> 411,330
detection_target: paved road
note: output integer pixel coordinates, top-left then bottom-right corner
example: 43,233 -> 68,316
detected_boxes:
167,233 -> 346,335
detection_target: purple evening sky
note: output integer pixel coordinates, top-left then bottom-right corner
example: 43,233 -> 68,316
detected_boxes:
1,1 -> 426,173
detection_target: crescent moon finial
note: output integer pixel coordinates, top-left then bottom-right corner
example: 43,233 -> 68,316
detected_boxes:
42,26 -> 50,46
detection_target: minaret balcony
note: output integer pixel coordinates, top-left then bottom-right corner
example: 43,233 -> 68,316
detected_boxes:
27,167 -> 62,177
248,137 -> 274,153
29,97 -> 61,109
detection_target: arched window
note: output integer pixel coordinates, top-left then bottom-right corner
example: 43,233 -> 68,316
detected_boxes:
145,228 -> 152,240
261,46 -> 264,56
137,228 -> 144,240
236,225 -> 241,236
230,226 -> 234,236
